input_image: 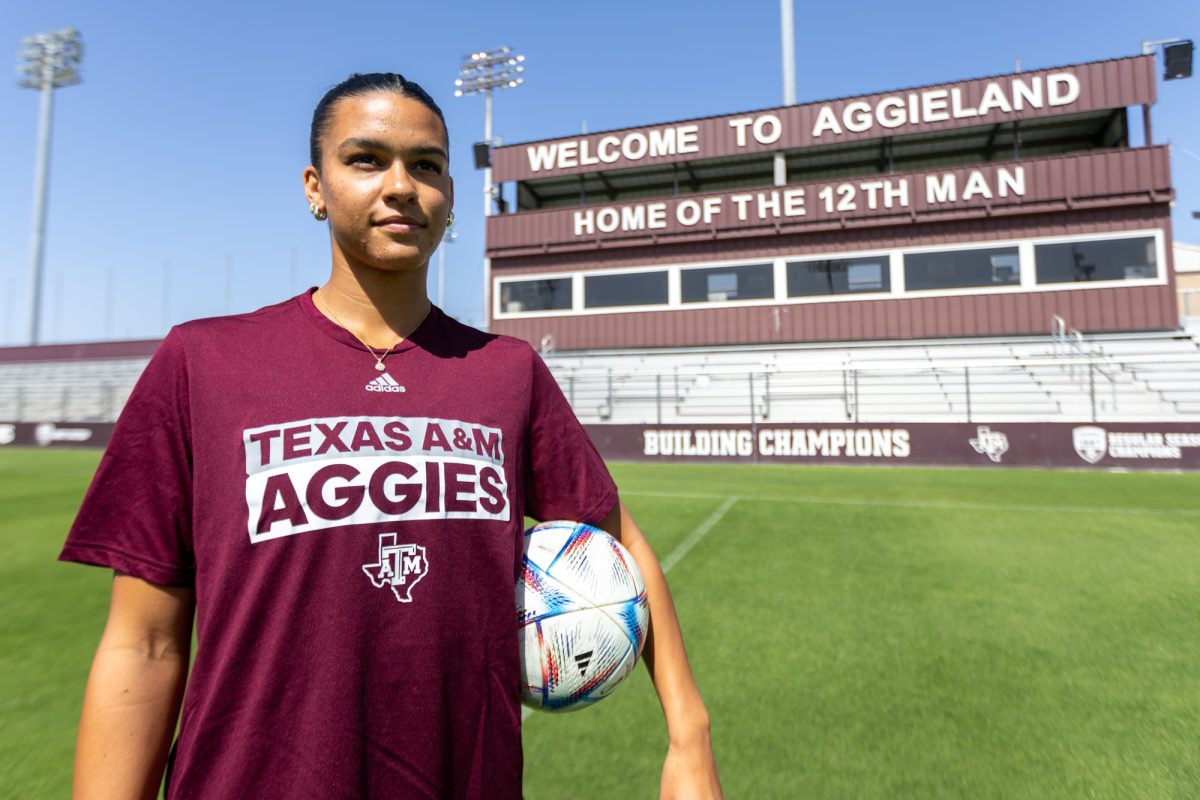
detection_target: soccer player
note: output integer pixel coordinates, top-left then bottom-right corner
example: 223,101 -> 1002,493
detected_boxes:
62,73 -> 722,799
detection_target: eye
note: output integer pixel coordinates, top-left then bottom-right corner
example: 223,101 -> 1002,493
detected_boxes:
413,159 -> 444,174
348,153 -> 381,167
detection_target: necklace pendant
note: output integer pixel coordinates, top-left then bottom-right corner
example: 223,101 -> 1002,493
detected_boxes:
375,362 -> 386,372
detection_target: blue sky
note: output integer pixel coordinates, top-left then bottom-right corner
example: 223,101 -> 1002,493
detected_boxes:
1,0 -> 1196,345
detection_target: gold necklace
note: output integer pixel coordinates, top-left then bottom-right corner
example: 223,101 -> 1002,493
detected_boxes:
317,292 -> 400,373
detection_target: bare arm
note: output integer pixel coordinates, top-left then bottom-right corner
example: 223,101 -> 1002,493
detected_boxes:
597,500 -> 723,800
74,573 -> 195,800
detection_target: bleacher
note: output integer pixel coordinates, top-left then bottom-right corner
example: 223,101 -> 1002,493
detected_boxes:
1,329 -> 1198,425
0,357 -> 149,422
541,329 -> 1200,425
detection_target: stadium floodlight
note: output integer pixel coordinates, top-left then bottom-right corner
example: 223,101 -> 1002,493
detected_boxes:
1141,38 -> 1194,80
455,46 -> 525,331
17,27 -> 84,345
1163,41 -> 1193,80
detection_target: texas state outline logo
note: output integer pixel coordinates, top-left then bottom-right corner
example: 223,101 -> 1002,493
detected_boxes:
362,533 -> 428,603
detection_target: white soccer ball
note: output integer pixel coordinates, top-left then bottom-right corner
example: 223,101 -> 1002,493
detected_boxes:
518,520 -> 650,712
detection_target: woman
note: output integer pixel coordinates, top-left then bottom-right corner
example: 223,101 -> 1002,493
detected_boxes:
62,73 -> 721,799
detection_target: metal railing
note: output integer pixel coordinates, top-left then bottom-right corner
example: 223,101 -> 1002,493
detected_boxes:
2,332 -> 1198,426
552,353 -> 1200,425
0,380 -> 135,422
1182,288 -> 1200,320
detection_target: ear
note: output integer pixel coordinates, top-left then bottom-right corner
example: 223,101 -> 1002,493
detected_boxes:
302,165 -> 323,209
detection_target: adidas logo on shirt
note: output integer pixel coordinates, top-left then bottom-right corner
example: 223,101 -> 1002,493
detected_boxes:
365,373 -> 405,393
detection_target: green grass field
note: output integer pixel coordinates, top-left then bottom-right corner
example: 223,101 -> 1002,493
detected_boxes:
2,449 -> 1199,798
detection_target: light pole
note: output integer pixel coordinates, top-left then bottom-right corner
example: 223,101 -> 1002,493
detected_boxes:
437,228 -> 457,310
17,28 -> 83,345
775,0 -> 795,187
455,47 -> 525,331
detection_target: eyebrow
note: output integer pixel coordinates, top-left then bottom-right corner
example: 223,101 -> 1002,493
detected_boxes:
337,137 -> 449,161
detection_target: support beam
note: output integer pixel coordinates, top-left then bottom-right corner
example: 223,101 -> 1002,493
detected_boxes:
983,123 -> 1003,160
681,161 -> 701,193
595,171 -> 618,200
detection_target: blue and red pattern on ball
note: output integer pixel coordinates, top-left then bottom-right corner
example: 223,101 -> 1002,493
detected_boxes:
542,613 -> 632,710
547,522 -> 596,574
604,591 -> 650,651
519,559 -> 583,625
518,521 -> 650,712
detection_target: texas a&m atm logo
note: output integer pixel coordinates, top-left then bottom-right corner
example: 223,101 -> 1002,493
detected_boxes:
362,533 -> 428,603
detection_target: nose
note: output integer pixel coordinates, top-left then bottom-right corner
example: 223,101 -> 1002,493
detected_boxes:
384,161 -> 417,203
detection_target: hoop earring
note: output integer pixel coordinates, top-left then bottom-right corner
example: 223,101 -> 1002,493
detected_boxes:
310,203 -> 327,222
446,211 -> 455,228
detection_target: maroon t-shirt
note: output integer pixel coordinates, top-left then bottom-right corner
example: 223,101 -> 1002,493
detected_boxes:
60,290 -> 618,799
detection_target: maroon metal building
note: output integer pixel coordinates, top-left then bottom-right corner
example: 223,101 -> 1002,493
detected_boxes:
485,55 -> 1177,350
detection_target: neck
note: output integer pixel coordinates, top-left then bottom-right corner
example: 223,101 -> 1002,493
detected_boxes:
315,256 -> 433,348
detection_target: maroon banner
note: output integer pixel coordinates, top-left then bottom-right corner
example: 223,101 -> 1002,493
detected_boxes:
0,421 -> 115,449
487,147 -> 1171,255
7,419 -> 1198,470
493,56 -> 1154,182
585,423 -> 1200,470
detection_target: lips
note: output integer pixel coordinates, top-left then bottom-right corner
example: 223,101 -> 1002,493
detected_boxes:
374,215 -> 425,233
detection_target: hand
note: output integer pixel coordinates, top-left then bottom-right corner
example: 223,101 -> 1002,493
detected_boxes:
660,734 -> 723,800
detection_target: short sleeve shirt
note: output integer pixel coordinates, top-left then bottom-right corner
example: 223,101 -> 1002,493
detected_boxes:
60,290 -> 618,799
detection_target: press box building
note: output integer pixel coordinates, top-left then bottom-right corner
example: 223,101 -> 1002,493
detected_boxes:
483,55 -> 1178,350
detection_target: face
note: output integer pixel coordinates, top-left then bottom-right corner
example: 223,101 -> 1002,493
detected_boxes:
304,92 -> 453,274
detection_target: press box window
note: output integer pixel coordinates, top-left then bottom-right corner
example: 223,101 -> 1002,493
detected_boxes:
682,263 -> 774,303
788,257 -> 890,297
499,278 -> 572,313
904,247 -> 1020,291
1035,237 -> 1157,284
583,271 -> 668,309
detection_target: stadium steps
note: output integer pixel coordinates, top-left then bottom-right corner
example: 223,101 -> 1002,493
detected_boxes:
0,358 -> 147,422
544,330 -> 1200,424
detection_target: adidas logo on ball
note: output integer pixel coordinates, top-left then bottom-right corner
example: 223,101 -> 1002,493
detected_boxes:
366,374 -> 405,393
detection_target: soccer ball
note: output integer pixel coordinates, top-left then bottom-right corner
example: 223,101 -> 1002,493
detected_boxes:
518,520 -> 650,712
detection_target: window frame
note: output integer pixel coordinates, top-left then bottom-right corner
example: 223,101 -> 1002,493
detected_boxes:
1033,234 -> 1161,286
786,255 -> 893,298
495,273 -> 578,318
680,262 -> 776,304
582,269 -> 671,310
490,229 -> 1166,319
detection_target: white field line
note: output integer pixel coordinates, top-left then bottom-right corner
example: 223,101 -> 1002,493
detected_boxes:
622,490 -> 1200,518
522,495 -> 739,722
659,496 -> 739,574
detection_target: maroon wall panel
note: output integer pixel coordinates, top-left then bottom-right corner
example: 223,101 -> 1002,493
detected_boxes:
493,56 -> 1155,182
0,339 -> 160,364
584,422 -> 1200,470
10,420 -> 1199,473
488,148 -> 1172,257
491,204 -> 1175,350
494,201 -> 1171,276
495,284 -> 1176,351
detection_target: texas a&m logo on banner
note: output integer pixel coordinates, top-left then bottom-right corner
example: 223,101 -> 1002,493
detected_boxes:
1072,426 -> 1108,464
